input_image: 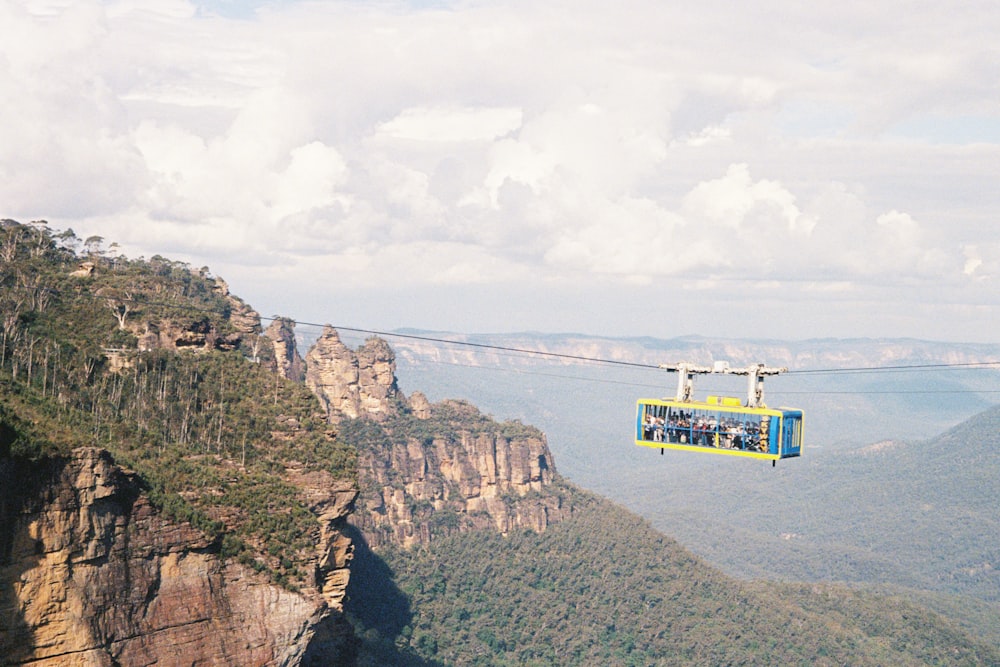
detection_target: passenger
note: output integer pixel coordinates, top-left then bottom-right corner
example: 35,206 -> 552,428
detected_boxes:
744,420 -> 759,451
695,418 -> 709,446
724,422 -> 737,449
644,411 -> 657,441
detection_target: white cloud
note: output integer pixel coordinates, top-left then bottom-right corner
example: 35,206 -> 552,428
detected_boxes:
682,163 -> 813,234
960,243 -> 1000,283
273,141 -> 350,217
377,106 -> 523,143
479,138 -> 557,206
543,195 -> 687,277
3,0 -> 999,340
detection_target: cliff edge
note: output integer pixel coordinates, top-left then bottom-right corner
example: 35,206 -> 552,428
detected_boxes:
304,328 -> 572,550
0,449 -> 356,666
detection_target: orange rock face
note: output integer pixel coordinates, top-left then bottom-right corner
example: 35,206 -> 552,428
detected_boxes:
0,449 -> 356,666
353,400 -> 569,550
305,327 -> 401,423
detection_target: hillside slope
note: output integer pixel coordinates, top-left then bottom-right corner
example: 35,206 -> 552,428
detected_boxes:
621,405 -> 1000,603
0,221 -> 359,663
348,488 -> 1000,666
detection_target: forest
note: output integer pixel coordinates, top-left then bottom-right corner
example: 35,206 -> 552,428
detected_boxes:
347,490 -> 999,666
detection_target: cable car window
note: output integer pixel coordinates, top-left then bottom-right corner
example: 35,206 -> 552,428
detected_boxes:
636,399 -> 800,462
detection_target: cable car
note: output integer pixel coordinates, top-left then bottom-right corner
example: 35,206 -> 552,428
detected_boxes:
635,362 -> 803,464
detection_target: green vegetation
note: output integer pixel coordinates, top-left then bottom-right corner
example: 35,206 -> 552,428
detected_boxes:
0,220 -> 355,586
348,488 -> 1000,666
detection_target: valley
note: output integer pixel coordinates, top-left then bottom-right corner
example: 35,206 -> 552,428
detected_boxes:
387,331 -> 1000,646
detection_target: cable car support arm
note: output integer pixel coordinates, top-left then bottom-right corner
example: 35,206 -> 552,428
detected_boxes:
658,362 -> 787,408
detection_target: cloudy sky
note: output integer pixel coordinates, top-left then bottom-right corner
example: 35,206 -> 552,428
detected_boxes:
3,0 -> 999,342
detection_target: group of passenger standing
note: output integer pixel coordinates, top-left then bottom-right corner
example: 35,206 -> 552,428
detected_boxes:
641,406 -> 769,452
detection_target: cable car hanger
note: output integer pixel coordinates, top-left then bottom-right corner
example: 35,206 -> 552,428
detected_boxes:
661,361 -> 787,408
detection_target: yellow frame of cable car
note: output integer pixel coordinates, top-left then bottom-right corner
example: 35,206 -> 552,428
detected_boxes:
635,396 -> 802,462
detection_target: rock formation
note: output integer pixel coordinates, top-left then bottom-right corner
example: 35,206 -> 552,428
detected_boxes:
100,276 -> 262,356
305,327 -> 401,423
214,277 -> 261,338
133,316 -> 245,352
408,391 -> 431,420
69,261 -> 95,278
0,449 -> 357,666
283,464 -> 358,613
351,400 -> 569,550
301,328 -> 570,550
265,317 -> 306,382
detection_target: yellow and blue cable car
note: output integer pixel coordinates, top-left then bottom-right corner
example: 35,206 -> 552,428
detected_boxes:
635,362 -> 803,464
635,396 -> 803,462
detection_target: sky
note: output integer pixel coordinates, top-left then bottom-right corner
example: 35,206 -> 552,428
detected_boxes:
2,0 -> 999,343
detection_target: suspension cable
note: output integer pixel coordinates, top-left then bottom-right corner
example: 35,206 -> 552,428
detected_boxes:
14,284 -> 1000,378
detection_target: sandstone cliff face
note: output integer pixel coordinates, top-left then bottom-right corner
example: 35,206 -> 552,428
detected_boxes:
352,400 -> 569,549
305,327 -> 400,423
0,449 -> 356,666
213,278 -> 261,338
408,391 -> 431,420
283,464 -> 357,613
112,277 -> 262,355
265,317 -> 306,382
303,329 -> 569,549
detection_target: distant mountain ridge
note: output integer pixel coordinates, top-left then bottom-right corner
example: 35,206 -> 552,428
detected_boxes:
389,328 -> 1000,370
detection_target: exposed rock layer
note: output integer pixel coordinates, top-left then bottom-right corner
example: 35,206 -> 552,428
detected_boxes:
303,329 -> 569,550
305,327 -> 401,422
110,277 -> 262,354
0,449 -> 355,666
354,400 -> 569,549
266,317 -> 306,382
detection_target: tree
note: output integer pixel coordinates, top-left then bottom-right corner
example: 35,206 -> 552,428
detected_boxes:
54,228 -> 79,253
102,288 -> 135,330
1,223 -> 25,263
84,235 -> 105,257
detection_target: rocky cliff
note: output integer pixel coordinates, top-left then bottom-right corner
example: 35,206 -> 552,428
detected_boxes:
99,276 -> 263,355
0,221 -> 575,665
265,317 -> 306,382
351,401 -> 570,549
305,326 -> 401,423
304,329 -> 571,550
0,449 -> 357,666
